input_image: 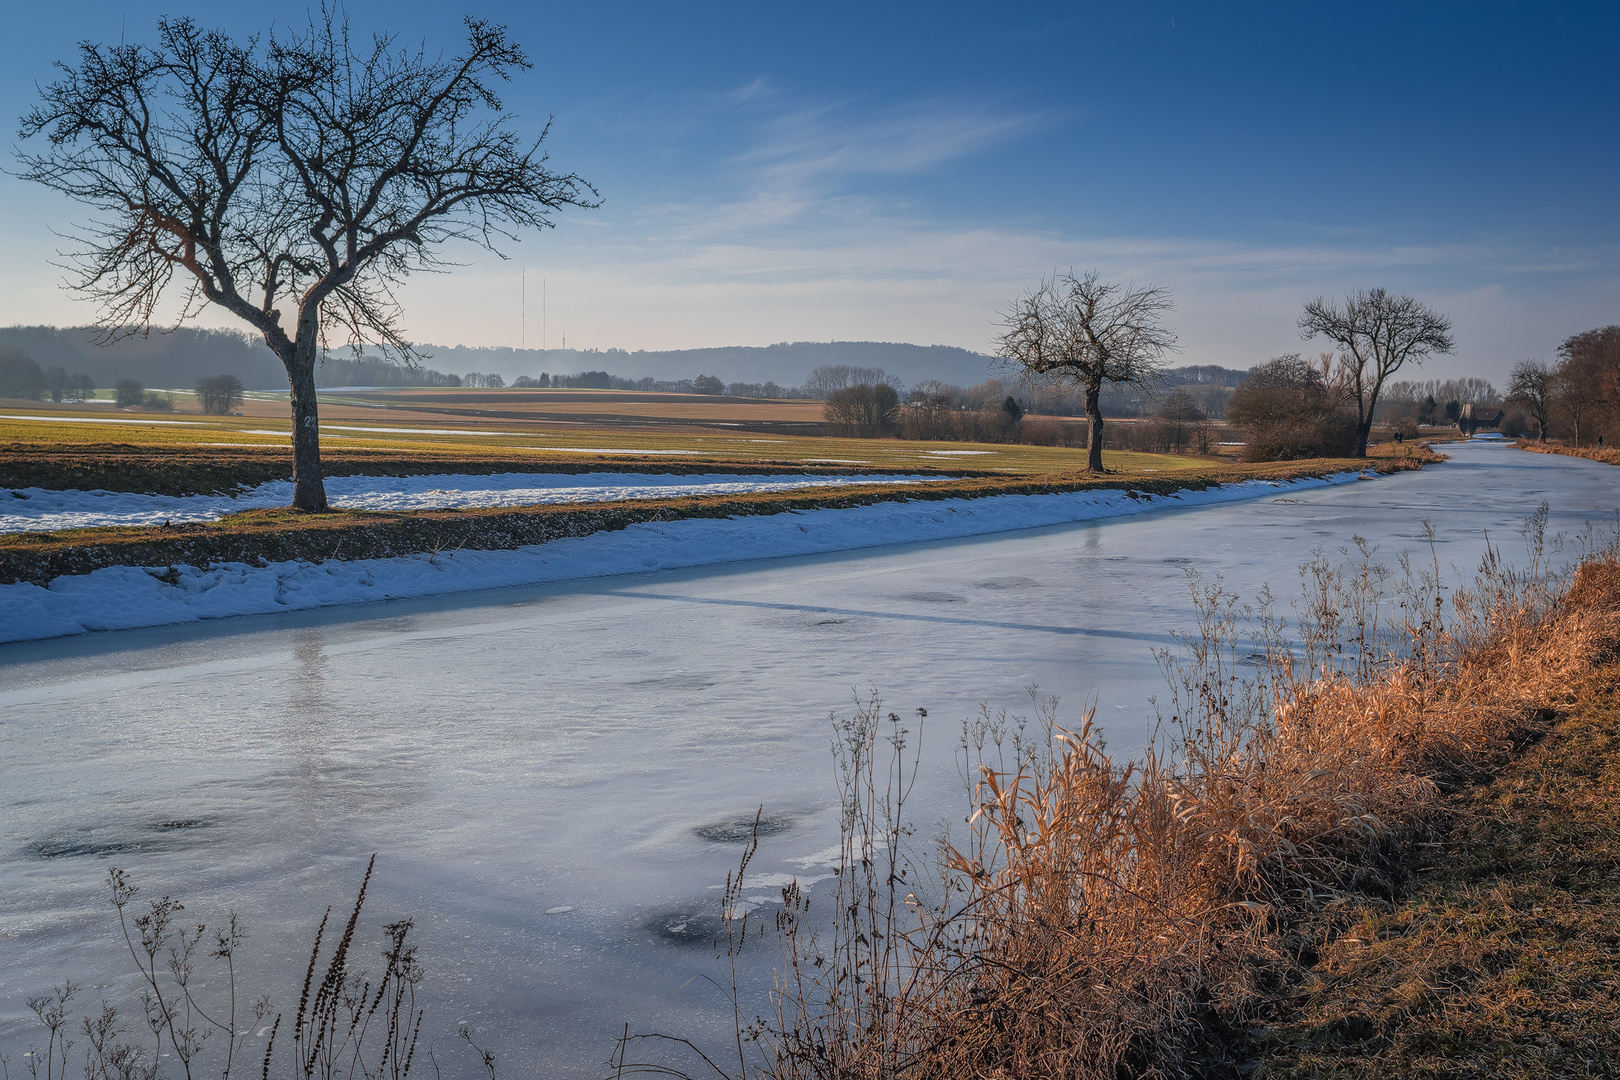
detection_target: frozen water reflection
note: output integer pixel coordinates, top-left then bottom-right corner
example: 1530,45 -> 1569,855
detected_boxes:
2,441 -> 1617,1075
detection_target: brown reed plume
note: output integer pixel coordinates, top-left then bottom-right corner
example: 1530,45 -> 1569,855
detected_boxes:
732,509 -> 1620,1079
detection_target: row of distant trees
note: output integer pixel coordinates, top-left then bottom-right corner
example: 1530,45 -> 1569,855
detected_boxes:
0,345 -> 96,402
1504,327 -> 1620,446
1,346 -> 244,416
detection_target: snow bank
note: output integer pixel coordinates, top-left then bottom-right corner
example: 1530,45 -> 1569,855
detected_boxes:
0,472 -> 1374,644
1,471 -> 952,533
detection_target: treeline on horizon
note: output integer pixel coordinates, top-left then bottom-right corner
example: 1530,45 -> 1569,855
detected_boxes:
0,324 -> 1246,417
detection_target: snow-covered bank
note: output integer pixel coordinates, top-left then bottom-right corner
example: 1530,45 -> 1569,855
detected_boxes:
0,472 -> 1374,643
0,471 -> 952,533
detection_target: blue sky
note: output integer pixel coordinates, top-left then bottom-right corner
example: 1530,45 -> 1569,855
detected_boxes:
2,1 -> 1616,382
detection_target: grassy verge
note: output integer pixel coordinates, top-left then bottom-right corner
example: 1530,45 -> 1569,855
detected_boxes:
0,454 -> 1429,586
1235,663 -> 1620,1079
1515,440 -> 1620,468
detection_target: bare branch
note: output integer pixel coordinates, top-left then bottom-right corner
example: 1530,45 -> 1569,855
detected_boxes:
16,9 -> 596,510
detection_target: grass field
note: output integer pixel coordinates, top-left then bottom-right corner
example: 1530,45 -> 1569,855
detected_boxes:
0,387 -> 1223,485
1,387 -> 1439,581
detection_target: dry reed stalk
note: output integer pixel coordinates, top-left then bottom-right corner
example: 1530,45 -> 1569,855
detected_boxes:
744,512 -> 1620,1080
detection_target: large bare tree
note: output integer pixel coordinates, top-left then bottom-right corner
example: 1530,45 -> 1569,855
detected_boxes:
1556,326 -> 1620,446
1506,359 -> 1555,441
18,14 -> 598,510
1298,288 -> 1454,457
994,271 -> 1177,472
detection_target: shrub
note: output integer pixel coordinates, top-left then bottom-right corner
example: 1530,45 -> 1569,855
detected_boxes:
113,378 -> 145,407
1228,354 -> 1358,460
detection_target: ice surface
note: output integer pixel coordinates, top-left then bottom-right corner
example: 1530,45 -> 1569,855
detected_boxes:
1,473 -> 1366,642
0,471 -> 954,534
2,440 -> 1617,1078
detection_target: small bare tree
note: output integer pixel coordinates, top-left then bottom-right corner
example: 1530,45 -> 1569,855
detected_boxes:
1298,288 -> 1454,457
994,271 -> 1177,472
18,13 -> 597,510
1506,359 -> 1554,441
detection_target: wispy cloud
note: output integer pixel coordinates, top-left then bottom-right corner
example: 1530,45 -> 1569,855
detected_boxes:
736,99 -> 1051,184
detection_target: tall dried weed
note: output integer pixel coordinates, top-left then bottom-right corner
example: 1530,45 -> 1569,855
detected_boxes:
719,507 -> 1620,1079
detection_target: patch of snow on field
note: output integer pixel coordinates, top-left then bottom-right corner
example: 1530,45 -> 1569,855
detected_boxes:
0,472 -> 951,533
0,472 -> 1374,643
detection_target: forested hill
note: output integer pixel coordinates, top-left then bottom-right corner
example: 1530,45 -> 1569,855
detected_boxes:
0,327 -> 997,391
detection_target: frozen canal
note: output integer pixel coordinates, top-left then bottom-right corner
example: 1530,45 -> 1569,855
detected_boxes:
3,440 -> 1617,1076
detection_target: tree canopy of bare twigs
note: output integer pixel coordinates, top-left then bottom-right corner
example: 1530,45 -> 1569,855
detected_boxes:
994,271 -> 1177,472
195,373 -> 245,415
17,12 -> 598,510
1298,288 -> 1454,457
1555,326 -> 1620,446
1507,360 -> 1555,441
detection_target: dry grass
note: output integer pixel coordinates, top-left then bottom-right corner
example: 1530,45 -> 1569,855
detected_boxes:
1241,660 -> 1620,1079
676,514 -> 1620,1080
1515,440 -> 1620,468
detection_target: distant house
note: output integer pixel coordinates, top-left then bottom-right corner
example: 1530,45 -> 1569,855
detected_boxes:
1459,403 -> 1504,436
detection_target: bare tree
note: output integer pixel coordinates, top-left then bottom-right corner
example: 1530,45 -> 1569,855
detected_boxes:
196,373 -> 245,415
1506,359 -> 1554,441
1298,288 -> 1455,457
994,271 -> 1177,472
1556,325 -> 1620,446
18,14 -> 598,510
804,364 -> 901,399
824,383 -> 900,437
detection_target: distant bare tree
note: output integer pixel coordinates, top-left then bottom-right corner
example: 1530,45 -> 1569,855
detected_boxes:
195,373 -> 245,415
1506,360 -> 1554,441
114,379 -> 145,408
18,13 -> 597,510
994,271 -> 1177,472
824,384 -> 900,437
1298,288 -> 1455,457
45,366 -> 70,403
0,346 -> 46,400
805,365 -> 901,399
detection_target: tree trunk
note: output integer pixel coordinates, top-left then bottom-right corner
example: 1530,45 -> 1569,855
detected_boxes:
287,339 -> 329,512
1085,380 -> 1104,473
1354,419 -> 1371,458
